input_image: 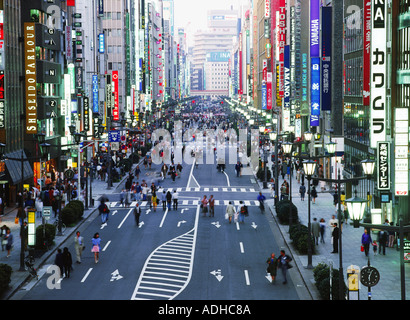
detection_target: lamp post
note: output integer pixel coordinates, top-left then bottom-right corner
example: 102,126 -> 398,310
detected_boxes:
259,126 -> 268,189
282,141 -> 293,228
302,159 -> 317,269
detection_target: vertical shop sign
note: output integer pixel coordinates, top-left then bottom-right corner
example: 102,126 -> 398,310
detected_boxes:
112,71 -> 119,121
377,141 -> 390,190
24,22 -> 37,134
370,0 -> 386,148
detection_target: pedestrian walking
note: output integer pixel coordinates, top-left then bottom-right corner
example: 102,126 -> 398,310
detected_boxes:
201,195 -> 208,216
125,189 -> 131,208
135,165 -> 141,180
277,250 -> 292,284
161,190 -> 167,210
62,247 -> 72,278
266,253 -> 278,284
151,192 -> 158,212
120,189 -> 125,207
91,233 -> 101,263
361,228 -> 372,257
319,218 -> 326,243
98,200 -> 110,226
134,203 -> 141,226
372,240 -> 378,255
310,185 -> 317,204
35,196 -> 43,219
4,228 -> 13,257
331,223 -> 339,253
238,201 -> 248,223
166,191 -> 172,210
225,201 -> 235,223
74,231 -> 84,264
299,184 -> 306,201
378,229 -> 388,255
209,195 -> 215,217
16,204 -> 26,227
172,190 -> 179,210
54,248 -> 64,278
329,214 -> 338,239
312,218 -> 320,245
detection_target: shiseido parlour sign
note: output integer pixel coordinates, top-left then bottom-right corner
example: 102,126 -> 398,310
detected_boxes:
24,23 -> 38,134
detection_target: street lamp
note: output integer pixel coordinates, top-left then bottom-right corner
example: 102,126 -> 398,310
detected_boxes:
304,131 -> 313,143
361,159 -> 375,176
326,140 -> 337,155
345,191 -> 367,228
303,159 -> 317,269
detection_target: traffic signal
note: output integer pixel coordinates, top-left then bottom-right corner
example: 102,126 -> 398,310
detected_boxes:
192,100 -> 195,104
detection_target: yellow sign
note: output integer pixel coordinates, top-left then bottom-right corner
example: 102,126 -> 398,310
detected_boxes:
28,210 -> 35,224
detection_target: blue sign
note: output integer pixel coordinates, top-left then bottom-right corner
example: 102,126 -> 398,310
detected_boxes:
99,33 -> 105,53
310,57 -> 320,127
261,82 -> 267,110
108,130 -> 120,142
92,75 -> 99,113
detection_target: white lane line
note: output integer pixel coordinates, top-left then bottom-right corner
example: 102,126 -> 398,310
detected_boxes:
236,222 -> 240,231
244,270 -> 250,285
239,242 -> 244,253
186,159 -> 196,188
81,268 -> 93,283
102,240 -> 111,252
118,208 -> 133,229
159,208 -> 169,228
223,171 -> 230,187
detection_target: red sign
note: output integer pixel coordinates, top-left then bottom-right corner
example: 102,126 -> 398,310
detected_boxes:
363,0 -> 371,106
278,0 -> 286,98
112,71 -> 119,121
67,0 -> 75,6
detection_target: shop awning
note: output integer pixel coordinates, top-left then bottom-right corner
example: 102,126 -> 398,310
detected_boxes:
4,150 -> 34,185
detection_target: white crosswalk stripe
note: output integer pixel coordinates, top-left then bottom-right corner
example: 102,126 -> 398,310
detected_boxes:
108,200 -> 261,208
156,187 -> 259,193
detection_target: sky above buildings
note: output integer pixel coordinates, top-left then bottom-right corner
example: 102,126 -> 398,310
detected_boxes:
174,0 -> 246,45
174,0 -> 238,31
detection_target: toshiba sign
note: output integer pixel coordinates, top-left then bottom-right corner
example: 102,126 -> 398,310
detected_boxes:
24,23 -> 37,134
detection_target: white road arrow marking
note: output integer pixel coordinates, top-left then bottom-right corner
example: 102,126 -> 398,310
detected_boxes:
177,220 -> 187,227
146,209 -> 151,215
100,222 -> 108,230
211,221 -> 221,228
138,221 -> 144,228
251,222 -> 258,229
112,210 -> 118,216
110,269 -> 123,281
266,274 -> 272,283
210,269 -> 224,282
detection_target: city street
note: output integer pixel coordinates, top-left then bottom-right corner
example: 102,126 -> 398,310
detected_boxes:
10,145 -> 304,300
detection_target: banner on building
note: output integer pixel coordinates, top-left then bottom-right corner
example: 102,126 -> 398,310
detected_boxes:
24,22 -> 37,134
377,141 -> 390,190
310,57 -> 320,127
370,0 -> 386,148
395,108 -> 408,196
112,71 -> 119,121
321,6 -> 332,111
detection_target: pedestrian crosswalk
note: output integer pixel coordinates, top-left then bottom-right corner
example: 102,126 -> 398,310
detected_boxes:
157,186 -> 258,193
107,199 -> 264,208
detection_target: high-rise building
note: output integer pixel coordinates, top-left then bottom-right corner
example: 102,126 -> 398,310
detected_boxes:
191,8 -> 238,92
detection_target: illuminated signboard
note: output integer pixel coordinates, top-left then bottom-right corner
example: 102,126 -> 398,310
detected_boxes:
92,74 -> 99,113
310,0 -> 320,57
99,33 -> 105,53
370,0 -> 386,148
310,57 -> 320,127
24,22 -> 37,134
112,71 -> 119,121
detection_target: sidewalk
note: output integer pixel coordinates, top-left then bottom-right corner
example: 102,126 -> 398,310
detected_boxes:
0,170 -> 129,300
260,171 -> 410,300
